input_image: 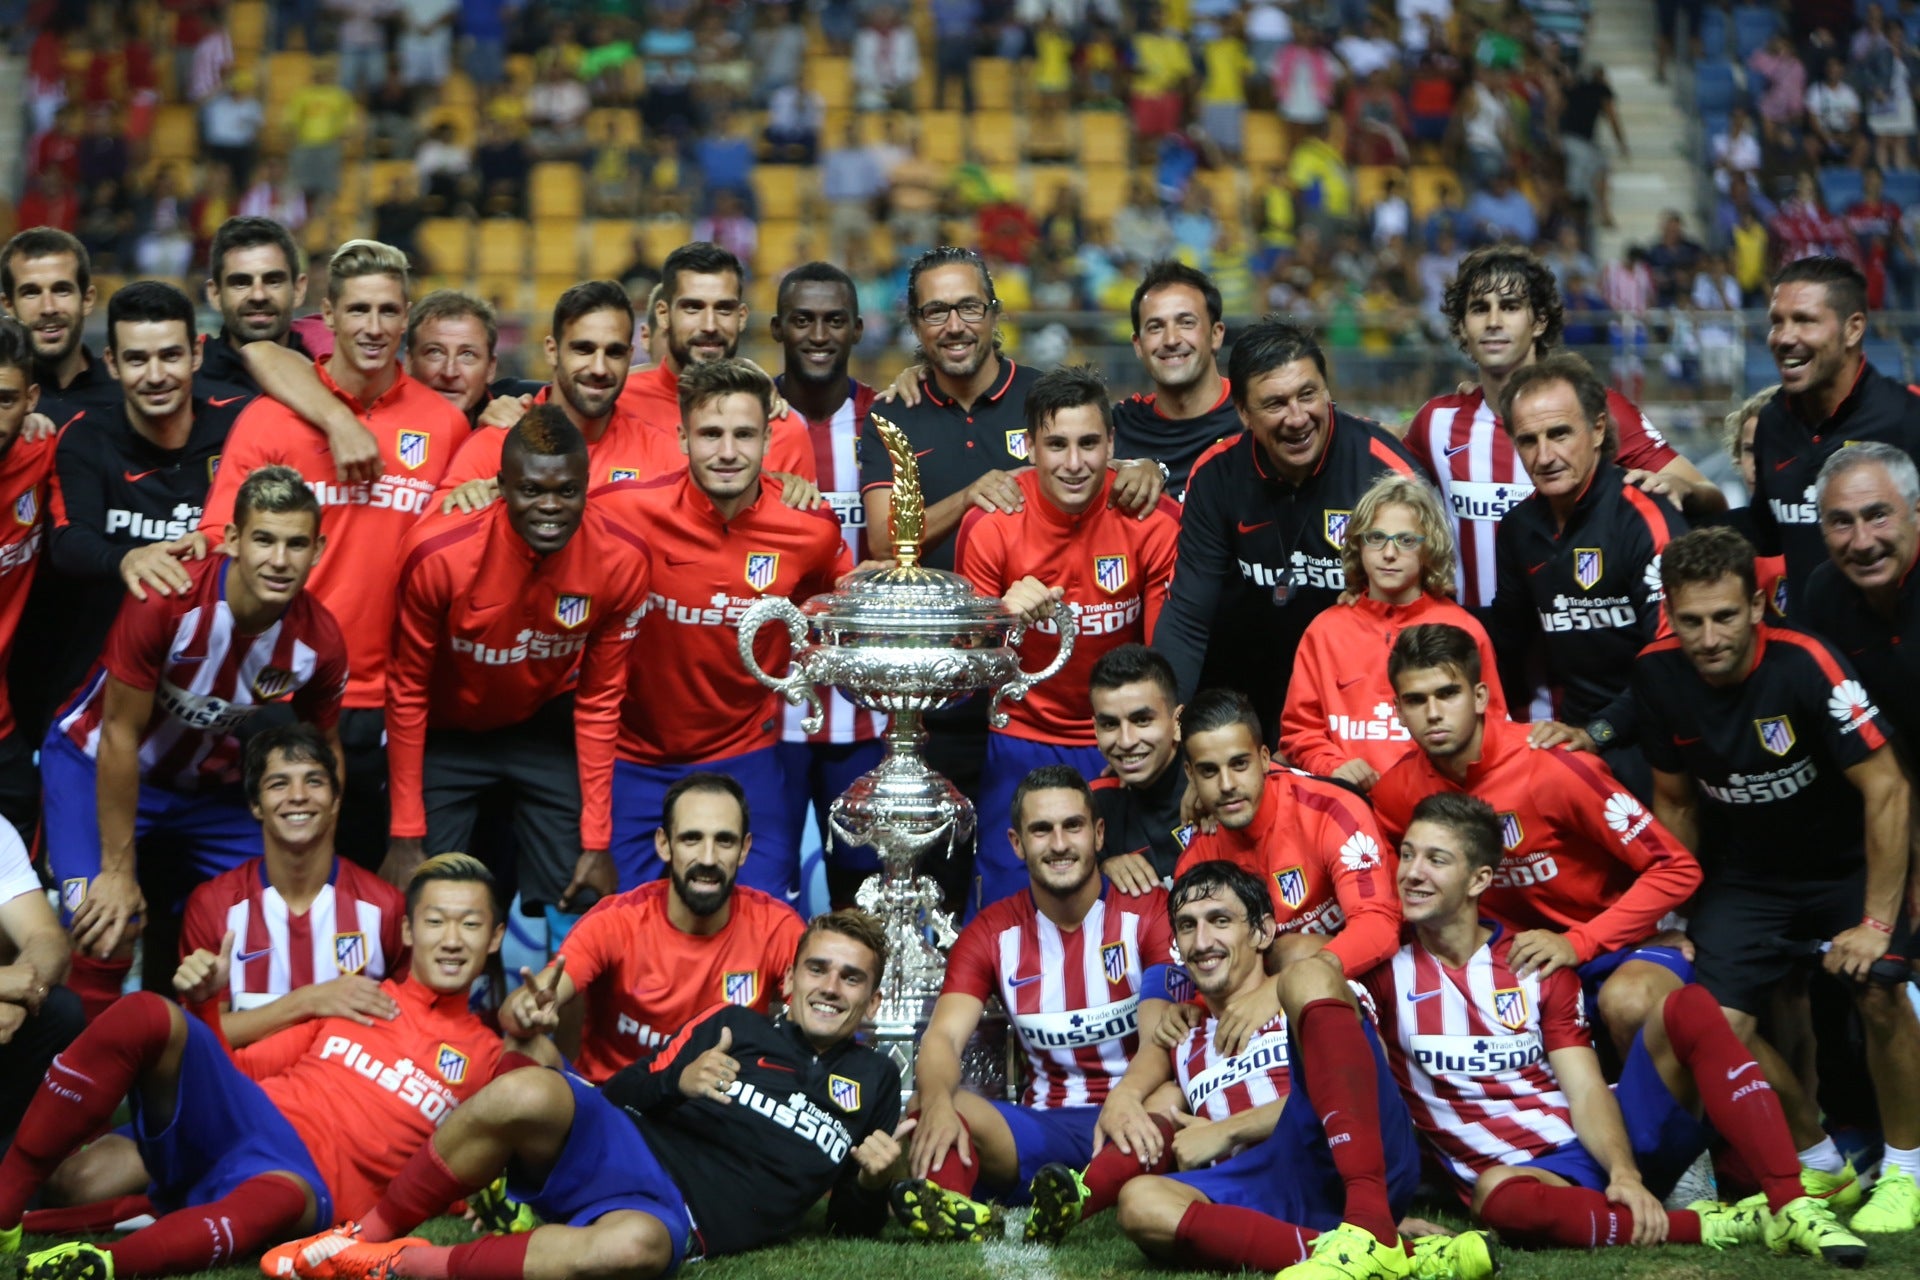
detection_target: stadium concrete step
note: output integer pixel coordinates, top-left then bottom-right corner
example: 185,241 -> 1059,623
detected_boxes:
1585,0 -> 1701,260
0,55 -> 23,194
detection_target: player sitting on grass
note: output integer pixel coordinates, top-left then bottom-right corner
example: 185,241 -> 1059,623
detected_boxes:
271,909 -> 906,1280
1361,793 -> 1868,1269
0,853 -> 535,1280
1027,859 -> 1495,1280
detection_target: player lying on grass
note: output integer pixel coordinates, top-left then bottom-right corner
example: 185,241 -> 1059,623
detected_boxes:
273,909 -> 908,1280
1358,792 -> 1868,1269
0,851 -> 542,1280
1025,859 -> 1495,1280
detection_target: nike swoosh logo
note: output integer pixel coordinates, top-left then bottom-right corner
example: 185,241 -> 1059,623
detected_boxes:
914,448 -> 934,458
756,1056 -> 795,1073
1338,674 -> 1364,690
664,554 -> 703,566
234,947 -> 272,964
1407,989 -> 1442,1002
1527,562 -> 1549,574
1774,458 -> 1798,471
1674,735 -> 1701,746
1443,442 -> 1472,458
208,395 -> 248,407
58,412 -> 84,431
124,469 -> 161,483
1009,973 -> 1043,988
1727,1061 -> 1758,1082
1237,520 -> 1271,534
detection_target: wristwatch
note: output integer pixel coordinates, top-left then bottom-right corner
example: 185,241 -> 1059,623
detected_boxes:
1585,718 -> 1618,748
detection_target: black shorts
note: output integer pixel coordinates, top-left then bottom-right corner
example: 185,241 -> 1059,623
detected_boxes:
1689,871 -> 1912,1014
424,696 -> 579,909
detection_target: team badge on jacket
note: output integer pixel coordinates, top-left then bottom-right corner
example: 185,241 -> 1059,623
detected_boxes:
335,932 -> 367,974
1498,812 -> 1524,852
555,594 -> 591,629
252,667 -> 298,701
397,431 -> 430,470
1493,986 -> 1528,1031
1755,715 -> 1796,757
1005,430 -> 1030,461
1274,866 -> 1307,910
1574,548 -> 1603,590
1323,510 -> 1350,549
1095,555 -> 1130,594
746,552 -> 780,593
829,1074 -> 861,1112
13,491 -> 34,525
724,971 -> 758,1005
1102,941 -> 1128,985
436,1043 -> 469,1084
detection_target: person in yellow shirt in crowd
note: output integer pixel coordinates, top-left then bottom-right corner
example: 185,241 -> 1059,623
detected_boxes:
1198,12 -> 1255,157
281,58 -> 358,203
1130,5 -> 1194,156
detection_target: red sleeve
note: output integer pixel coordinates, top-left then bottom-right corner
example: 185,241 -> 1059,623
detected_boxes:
951,508 -> 1003,594
432,428 -> 508,498
180,878 -> 228,959
289,606 -> 349,733
1367,763 -> 1418,849
1315,797 -> 1404,978
939,914 -> 1002,1001
768,415 -> 819,482
1545,750 -> 1702,963
1537,966 -> 1591,1051
573,533 -> 651,850
384,537 -> 454,840
554,896 -> 622,989
1138,503 -> 1181,642
1279,616 -> 1350,778
102,589 -> 182,693
196,403 -> 278,549
231,1017 -> 324,1080
763,904 -> 805,978
1138,890 -> 1174,966
1609,394 -> 1680,474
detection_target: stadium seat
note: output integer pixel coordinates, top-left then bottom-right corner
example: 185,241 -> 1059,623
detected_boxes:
806,56 -> 853,112
1244,115 -> 1284,170
758,220 -> 817,276
533,275 -> 573,326
530,163 -> 586,220
750,166 -> 810,220
1865,338 -> 1907,380
921,111 -> 966,166
1697,6 -> 1728,57
368,160 -> 416,202
1028,166 -> 1080,212
1078,112 -> 1130,167
506,55 -> 537,92
476,274 -> 527,313
416,218 -> 474,276
230,1 -> 269,54
440,73 -> 478,109
972,111 -> 1022,166
1081,163 -> 1130,222
1198,169 -> 1242,219
587,108 -> 642,149
533,220 -> 582,277
973,58 -> 1016,111
1694,60 -> 1737,115
588,221 -> 636,277
641,218 -> 690,267
1354,166 -> 1406,214
1818,166 -> 1864,215
477,219 -> 531,276
1733,6 -> 1781,60
151,106 -> 199,162
422,105 -> 478,149
1745,344 -> 1781,391
1884,171 -> 1920,207
1408,166 -> 1464,221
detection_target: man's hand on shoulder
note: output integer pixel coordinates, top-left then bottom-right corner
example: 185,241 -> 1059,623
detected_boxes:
440,478 -> 500,515
1109,458 -> 1168,517
120,534 -> 207,601
478,394 -> 535,430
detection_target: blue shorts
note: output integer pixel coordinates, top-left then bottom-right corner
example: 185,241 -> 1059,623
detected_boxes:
1516,1030 -> 1711,1199
1576,945 -> 1695,1027
133,1014 -> 332,1225
983,1101 -> 1102,1203
1168,1016 -> 1419,1229
42,731 -> 264,925
609,747 -> 798,899
775,738 -> 888,874
971,736 -> 1108,920
509,1072 -> 693,1273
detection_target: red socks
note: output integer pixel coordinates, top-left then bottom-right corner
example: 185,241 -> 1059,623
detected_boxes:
1479,1175 -> 1701,1247
1080,1116 -> 1177,1216
910,1111 -> 981,1198
361,1139 -> 487,1242
0,990 -> 175,1229
1295,998 -> 1398,1243
393,1234 -> 532,1280
1662,983 -> 1803,1214
1175,1202 -> 1319,1270
22,1196 -> 156,1234
103,1175 -> 308,1276
65,953 -> 134,1024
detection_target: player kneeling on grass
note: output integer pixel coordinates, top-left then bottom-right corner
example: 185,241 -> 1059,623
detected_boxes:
273,909 -> 907,1280
1028,859 -> 1495,1280
0,854 -> 532,1280
1365,793 -> 1868,1269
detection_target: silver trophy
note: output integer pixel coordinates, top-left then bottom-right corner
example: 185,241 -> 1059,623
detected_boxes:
737,414 -> 1077,1094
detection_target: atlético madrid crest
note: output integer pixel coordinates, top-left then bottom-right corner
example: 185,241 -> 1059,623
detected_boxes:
1005,429 -> 1031,461
1498,812 -> 1524,852
724,971 -> 758,1005
1492,986 -> 1529,1030
436,1043 -> 469,1084
1323,510 -> 1350,549
396,430 -> 430,471
334,931 -> 367,974
609,467 -> 639,483
1574,548 -> 1604,591
554,594 -> 591,629
745,552 -> 779,593
1274,865 -> 1307,910
13,491 -> 35,525
1102,941 -> 1128,985
1094,555 -> 1129,594
828,1074 -> 861,1112
252,667 -> 297,701
1755,715 -> 1797,757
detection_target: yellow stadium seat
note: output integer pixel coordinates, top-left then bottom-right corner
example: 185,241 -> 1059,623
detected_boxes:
1409,166 -> 1464,221
230,2 -> 269,53
368,159 -> 414,199
534,274 -> 574,325
1078,112 -> 1129,167
1027,167 -> 1080,212
756,220 -> 814,276
747,275 -> 779,316
1354,166 -> 1406,214
1245,115 -> 1284,171
920,111 -> 964,167
1026,111 -> 1073,160
417,218 -> 474,275
151,106 -> 198,162
440,73 -> 477,109
1081,164 -> 1129,223
972,59 -> 1016,112
477,220 -> 530,276
529,163 -> 585,221
506,55 -> 537,92
419,275 -> 460,296
586,108 -> 642,149
806,57 -> 852,112
641,218 -> 690,267
421,104 -> 478,149
853,112 -> 887,147
971,112 -> 1021,166
475,274 -> 526,313
1198,169 -> 1242,219
749,167 -> 808,221
588,221 -> 637,277
533,220 -> 581,277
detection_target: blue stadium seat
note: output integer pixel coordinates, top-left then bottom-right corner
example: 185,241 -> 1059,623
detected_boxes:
1864,339 -> 1907,381
1733,6 -> 1781,60
1695,60 -> 1737,114
1819,166 -> 1864,214
1884,171 -> 1920,207
1745,345 -> 1782,391
1698,7 -> 1728,57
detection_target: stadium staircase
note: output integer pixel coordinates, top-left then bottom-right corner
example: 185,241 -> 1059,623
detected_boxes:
0,54 -> 24,195
1585,0 -> 1702,261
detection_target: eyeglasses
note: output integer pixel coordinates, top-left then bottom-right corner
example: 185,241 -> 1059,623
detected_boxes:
913,299 -> 993,325
1360,530 -> 1427,550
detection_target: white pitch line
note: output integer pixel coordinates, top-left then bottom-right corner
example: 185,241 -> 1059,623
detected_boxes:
982,1220 -> 1062,1280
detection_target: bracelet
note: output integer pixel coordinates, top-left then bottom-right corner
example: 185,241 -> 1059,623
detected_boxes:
1862,915 -> 1895,935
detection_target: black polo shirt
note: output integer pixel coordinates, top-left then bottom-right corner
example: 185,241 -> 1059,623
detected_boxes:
1748,360 -> 1920,608
195,328 -> 313,400
34,344 -> 121,429
1112,380 -> 1242,501
1802,553 -> 1920,749
1091,766 -> 1192,885
856,357 -> 1037,572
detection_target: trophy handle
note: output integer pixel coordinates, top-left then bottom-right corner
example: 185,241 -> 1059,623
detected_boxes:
988,600 -> 1078,729
736,597 -> 824,734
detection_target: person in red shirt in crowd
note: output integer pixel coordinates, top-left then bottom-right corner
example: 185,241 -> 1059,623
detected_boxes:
1281,473 -> 1505,790
955,365 -> 1182,913
181,724 -> 408,1048
0,854 -> 545,1280
0,319 -> 56,839
1369,623 -> 1702,1058
598,358 -> 849,899
386,406 -> 653,939
196,239 -> 471,872
1722,387 -> 1789,615
1770,174 -> 1863,268
617,242 -> 816,482
1175,688 -> 1402,996
499,771 -> 804,1082
45,466 -> 347,1019
1843,167 -> 1903,310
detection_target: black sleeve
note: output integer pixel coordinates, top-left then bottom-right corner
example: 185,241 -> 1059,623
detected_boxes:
822,1058 -> 902,1239
1746,419 -> 1782,556
1634,656 -> 1681,774
1154,452 -> 1233,702
600,1005 -> 733,1117
1593,502 -> 1684,742
1486,519 -> 1537,713
49,431 -> 129,581
857,415 -> 897,492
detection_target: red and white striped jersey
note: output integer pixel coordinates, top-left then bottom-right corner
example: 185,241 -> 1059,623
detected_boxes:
1403,387 -> 1678,607
943,882 -> 1175,1109
778,378 -> 885,746
1363,922 -> 1592,1187
55,556 -> 348,791
181,856 -> 407,1010
1174,1010 -> 1291,1126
